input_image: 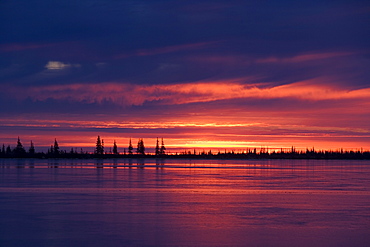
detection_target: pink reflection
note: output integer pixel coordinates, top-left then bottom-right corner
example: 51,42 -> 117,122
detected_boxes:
1,159 -> 369,246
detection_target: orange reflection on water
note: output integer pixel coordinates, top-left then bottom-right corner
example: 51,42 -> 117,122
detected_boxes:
2,158 -> 370,247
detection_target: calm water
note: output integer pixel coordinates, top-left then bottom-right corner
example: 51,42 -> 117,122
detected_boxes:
1,158 -> 369,247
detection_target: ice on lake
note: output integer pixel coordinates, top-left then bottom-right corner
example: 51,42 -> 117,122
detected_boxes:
1,158 -> 369,246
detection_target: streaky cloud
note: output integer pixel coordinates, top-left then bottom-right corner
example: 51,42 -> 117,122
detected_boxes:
0,42 -> 56,52
114,41 -> 220,59
255,51 -> 356,64
6,77 -> 370,106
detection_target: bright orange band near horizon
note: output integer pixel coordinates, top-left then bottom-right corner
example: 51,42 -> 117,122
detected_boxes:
1,119 -> 369,153
1,74 -> 369,152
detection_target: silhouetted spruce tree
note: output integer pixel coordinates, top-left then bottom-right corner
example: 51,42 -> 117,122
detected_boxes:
14,137 -> 26,156
29,141 -> 35,155
113,140 -> 118,155
137,139 -> 145,155
53,139 -> 59,155
95,136 -> 104,155
160,138 -> 166,155
1,144 -> 5,154
155,138 -> 160,155
128,138 -> 133,155
136,139 -> 141,154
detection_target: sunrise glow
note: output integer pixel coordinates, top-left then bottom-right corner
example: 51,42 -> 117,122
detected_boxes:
1,2 -> 370,247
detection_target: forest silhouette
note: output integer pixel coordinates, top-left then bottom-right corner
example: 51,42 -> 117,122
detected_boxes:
1,136 -> 369,160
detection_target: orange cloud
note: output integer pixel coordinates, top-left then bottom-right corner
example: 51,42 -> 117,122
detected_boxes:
12,78 -> 370,106
1,108 -> 369,151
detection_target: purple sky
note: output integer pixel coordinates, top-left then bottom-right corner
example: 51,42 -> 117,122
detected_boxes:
1,0 -> 369,152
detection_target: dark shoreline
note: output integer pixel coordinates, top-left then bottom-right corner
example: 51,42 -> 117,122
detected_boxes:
1,152 -> 370,160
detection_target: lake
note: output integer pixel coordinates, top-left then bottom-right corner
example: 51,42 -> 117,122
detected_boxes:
1,158 -> 369,247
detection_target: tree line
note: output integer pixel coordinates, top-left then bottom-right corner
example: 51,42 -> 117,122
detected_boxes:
0,136 -> 167,158
94,136 -> 166,156
0,136 -> 369,160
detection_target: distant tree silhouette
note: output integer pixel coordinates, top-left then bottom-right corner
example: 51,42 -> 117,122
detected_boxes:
29,141 -> 35,155
14,137 -> 26,155
1,135 -> 369,159
95,136 -> 104,155
137,139 -> 145,155
128,138 -> 133,155
53,138 -> 59,155
113,140 -> 118,155
6,145 -> 11,155
155,138 -> 160,155
160,138 -> 166,155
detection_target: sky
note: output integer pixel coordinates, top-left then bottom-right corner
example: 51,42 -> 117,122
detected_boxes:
0,0 -> 369,152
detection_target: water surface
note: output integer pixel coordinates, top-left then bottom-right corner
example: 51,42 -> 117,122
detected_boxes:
1,159 -> 369,246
